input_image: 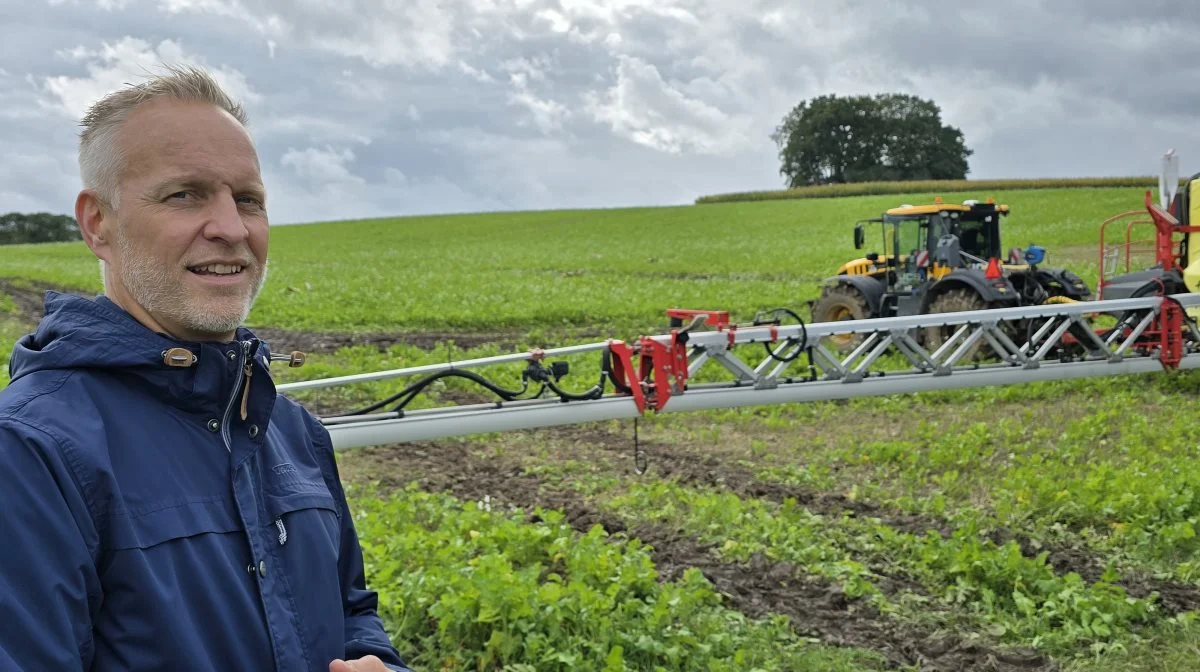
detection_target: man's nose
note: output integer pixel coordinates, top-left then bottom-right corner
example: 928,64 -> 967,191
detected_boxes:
201,191 -> 251,244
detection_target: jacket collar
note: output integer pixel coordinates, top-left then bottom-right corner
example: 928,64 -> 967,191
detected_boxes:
8,291 -> 278,415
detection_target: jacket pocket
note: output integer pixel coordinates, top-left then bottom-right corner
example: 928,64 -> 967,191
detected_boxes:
265,486 -> 340,522
262,479 -> 341,551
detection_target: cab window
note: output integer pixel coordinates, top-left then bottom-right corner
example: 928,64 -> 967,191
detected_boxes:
958,221 -> 987,257
894,216 -> 926,258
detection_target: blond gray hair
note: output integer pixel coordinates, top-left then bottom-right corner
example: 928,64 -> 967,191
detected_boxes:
78,63 -> 248,209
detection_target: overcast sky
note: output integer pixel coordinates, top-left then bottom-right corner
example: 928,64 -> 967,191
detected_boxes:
3,0 -> 1199,224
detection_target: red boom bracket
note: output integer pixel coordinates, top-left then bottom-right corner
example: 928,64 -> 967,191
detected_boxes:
606,340 -> 646,412
640,329 -> 690,412
666,308 -> 730,330
605,330 -> 691,414
1159,299 -> 1184,369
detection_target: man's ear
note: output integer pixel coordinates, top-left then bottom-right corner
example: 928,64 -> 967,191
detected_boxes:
75,189 -> 113,262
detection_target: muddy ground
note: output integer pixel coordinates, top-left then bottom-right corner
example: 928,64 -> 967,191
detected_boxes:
0,278 -> 92,321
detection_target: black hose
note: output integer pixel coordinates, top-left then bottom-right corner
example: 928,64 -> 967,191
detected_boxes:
754,307 -> 807,363
325,367 -> 538,417
541,347 -> 613,402
326,345 -> 619,417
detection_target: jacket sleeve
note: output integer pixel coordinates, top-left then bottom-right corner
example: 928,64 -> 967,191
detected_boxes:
309,416 -> 415,671
0,417 -> 101,671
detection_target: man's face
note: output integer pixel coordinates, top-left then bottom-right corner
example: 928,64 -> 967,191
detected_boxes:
100,98 -> 269,342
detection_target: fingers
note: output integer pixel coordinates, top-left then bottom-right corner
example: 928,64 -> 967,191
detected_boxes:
330,655 -> 388,672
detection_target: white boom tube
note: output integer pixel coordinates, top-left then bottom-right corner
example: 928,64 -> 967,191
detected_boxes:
322,354 -> 1200,450
272,293 -> 1200,450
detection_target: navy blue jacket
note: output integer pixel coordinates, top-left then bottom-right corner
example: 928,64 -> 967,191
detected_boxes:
0,291 -> 413,671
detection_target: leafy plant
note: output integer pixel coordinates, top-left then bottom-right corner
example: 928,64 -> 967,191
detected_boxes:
352,484 -> 888,672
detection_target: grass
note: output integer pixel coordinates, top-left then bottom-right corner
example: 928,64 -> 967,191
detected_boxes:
2,184 -> 1198,670
0,186 -> 1150,337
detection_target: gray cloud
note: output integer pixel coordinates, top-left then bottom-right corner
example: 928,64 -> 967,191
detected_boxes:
3,0 -> 1200,225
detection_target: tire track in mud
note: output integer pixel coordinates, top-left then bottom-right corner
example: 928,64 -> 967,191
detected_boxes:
593,427 -> 952,534
338,439 -> 1055,671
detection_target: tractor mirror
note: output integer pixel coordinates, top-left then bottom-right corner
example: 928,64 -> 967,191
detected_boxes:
854,223 -> 864,249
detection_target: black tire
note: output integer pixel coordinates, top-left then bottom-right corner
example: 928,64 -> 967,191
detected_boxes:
811,284 -> 871,353
923,288 -> 989,361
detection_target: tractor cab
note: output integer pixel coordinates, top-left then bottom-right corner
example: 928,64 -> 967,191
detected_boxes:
950,200 -> 1008,261
849,197 -> 1011,294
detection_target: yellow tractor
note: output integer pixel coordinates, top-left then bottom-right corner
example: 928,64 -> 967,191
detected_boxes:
811,197 -> 1092,352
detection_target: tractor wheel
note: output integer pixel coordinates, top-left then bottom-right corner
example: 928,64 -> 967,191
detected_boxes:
811,284 -> 871,353
923,288 -> 989,361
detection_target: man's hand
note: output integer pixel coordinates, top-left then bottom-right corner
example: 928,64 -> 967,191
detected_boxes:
329,655 -> 392,672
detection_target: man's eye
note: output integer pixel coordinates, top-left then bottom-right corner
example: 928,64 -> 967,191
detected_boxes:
167,191 -> 192,200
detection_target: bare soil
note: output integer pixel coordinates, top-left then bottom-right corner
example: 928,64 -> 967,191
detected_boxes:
248,326 -> 528,355
581,424 -> 956,537
0,278 -> 91,322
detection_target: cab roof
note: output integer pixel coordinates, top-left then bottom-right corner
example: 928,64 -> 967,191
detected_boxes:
885,199 -> 1009,217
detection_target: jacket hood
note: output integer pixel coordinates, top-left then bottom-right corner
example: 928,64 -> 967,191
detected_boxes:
8,291 -> 273,412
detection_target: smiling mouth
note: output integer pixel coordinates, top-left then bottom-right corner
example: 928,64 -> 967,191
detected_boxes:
188,263 -> 245,276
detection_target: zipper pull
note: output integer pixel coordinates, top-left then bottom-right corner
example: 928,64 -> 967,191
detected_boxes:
240,359 -> 253,421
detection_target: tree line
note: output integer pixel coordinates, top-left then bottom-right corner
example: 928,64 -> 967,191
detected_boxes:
0,212 -> 82,245
771,93 -> 972,188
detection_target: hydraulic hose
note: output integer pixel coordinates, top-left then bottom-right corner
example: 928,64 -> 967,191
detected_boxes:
324,367 -> 541,417
325,346 -> 618,417
754,307 -> 807,363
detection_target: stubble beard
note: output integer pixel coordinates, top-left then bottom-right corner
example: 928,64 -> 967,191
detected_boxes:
113,230 -> 268,340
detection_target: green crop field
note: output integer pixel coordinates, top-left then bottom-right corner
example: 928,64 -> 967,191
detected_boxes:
4,185 -> 1200,671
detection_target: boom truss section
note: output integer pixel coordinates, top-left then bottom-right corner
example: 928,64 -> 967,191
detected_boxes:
277,294 -> 1200,450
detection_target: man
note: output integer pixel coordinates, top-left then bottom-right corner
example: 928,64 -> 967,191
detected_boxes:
0,65 -> 414,672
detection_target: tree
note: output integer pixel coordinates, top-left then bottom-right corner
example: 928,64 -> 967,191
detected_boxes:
770,93 -> 972,188
0,212 -> 82,245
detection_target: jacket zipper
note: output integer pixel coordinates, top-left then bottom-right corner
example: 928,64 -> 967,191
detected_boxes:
222,341 -> 288,546
220,340 -> 253,454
